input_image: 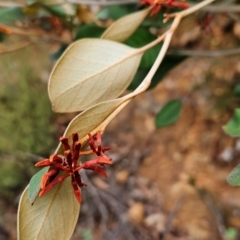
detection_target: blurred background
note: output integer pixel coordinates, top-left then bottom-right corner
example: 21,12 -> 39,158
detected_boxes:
1,0 -> 240,239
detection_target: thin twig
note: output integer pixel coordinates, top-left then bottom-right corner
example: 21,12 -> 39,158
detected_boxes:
199,190 -> 226,239
167,48 -> 240,57
67,0 -> 139,5
131,15 -> 182,95
0,0 -> 65,7
89,0 -> 221,137
202,4 -> 240,13
81,171 -> 109,225
0,0 -> 24,7
125,0 -> 217,97
228,12 -> 240,23
0,24 -> 70,45
187,0 -> 239,13
1,0 -> 237,12
165,0 -> 216,20
162,195 -> 185,240
0,41 -> 32,54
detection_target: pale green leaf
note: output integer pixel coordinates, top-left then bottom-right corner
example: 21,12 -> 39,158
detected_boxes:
155,99 -> 182,128
48,39 -> 143,113
53,97 -> 131,154
18,179 -> 80,240
101,7 -> 151,42
28,167 -> 49,204
61,98 -> 126,144
223,109 -> 240,137
227,164 -> 240,186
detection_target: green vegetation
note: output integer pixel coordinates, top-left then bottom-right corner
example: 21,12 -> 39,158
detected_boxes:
0,46 -> 55,199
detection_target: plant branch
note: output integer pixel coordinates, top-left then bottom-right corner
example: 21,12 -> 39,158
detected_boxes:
0,41 -> 32,54
162,195 -> 185,240
123,0 -> 218,99
135,16 -> 181,94
66,0 -> 139,5
165,0 -> 216,20
180,0 -> 216,17
202,4 -> 240,13
139,0 -> 217,92
2,0 -> 237,13
168,48 -> 240,57
0,0 -> 24,7
0,24 -> 70,45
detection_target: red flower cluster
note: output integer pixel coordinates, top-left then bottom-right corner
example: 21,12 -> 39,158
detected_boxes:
35,132 -> 112,203
141,0 -> 189,15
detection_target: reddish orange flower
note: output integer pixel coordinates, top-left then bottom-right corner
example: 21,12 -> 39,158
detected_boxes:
35,132 -> 112,203
141,0 -> 189,15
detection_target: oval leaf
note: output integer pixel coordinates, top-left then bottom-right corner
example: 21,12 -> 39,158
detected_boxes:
0,7 -> 24,24
227,164 -> 240,186
46,3 -> 76,17
30,98 -> 131,201
223,109 -> 240,137
48,39 -> 143,112
60,98 -> 126,145
101,7 -> 151,42
53,97 -> 134,155
97,4 -> 136,20
155,99 -> 182,128
18,179 -> 80,240
28,167 -> 49,204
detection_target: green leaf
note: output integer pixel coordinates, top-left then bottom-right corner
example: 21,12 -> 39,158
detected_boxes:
0,32 -> 7,42
74,24 -> 106,40
28,167 -> 49,204
224,227 -> 238,240
101,7 -> 151,42
45,3 -> 76,17
234,84 -> 240,96
227,164 -> 240,186
128,55 -> 187,90
155,99 -> 182,128
18,179 -> 80,240
142,12 -> 165,27
0,7 -> 24,24
223,109 -> 240,137
125,27 -> 161,68
97,4 -> 137,20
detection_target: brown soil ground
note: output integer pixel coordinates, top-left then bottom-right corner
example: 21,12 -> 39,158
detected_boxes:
104,56 -> 240,240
